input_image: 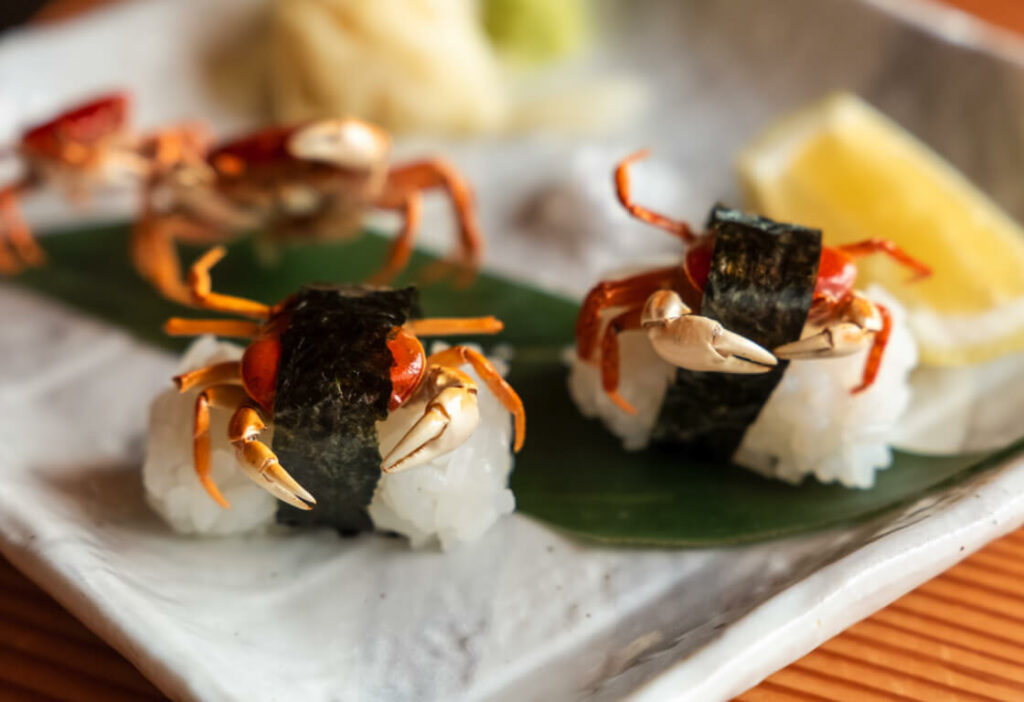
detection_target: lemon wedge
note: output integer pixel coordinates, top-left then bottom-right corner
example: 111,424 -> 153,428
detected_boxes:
739,92 -> 1024,366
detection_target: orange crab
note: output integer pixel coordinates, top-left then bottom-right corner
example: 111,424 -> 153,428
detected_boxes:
0,92 -> 206,273
133,119 -> 484,305
164,246 -> 525,509
576,151 -> 933,414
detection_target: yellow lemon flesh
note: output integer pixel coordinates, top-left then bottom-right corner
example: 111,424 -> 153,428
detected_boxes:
739,93 -> 1024,366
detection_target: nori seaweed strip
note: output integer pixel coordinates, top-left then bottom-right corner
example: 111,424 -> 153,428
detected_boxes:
272,285 -> 418,533
652,206 -> 821,460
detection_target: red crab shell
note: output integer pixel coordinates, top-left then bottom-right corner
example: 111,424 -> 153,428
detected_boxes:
20,93 -> 130,163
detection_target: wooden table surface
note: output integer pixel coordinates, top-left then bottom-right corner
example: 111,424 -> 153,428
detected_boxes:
2,0 -> 1024,700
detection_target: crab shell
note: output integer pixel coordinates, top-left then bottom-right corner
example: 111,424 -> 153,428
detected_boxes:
207,119 -> 392,182
19,93 -> 131,166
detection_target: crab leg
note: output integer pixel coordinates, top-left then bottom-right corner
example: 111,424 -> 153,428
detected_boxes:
187,246 -> 273,319
139,122 -> 210,176
642,290 -> 777,374
380,159 -> 483,282
0,180 -> 46,271
576,266 -> 679,361
367,191 -> 422,285
0,243 -> 18,274
131,213 -> 195,305
407,316 -> 504,336
131,121 -> 220,302
615,151 -> 695,242
428,345 -> 525,451
164,318 -> 263,338
774,292 -> 884,360
174,360 -> 241,392
852,303 -> 892,394
838,239 -> 932,280
598,304 -> 645,414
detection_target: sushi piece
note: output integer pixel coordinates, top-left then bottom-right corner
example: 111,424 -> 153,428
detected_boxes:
143,337 -> 517,545
143,246 -> 525,545
569,151 -> 928,486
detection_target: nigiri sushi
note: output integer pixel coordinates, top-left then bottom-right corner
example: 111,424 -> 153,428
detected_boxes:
569,152 -> 925,487
143,246 -> 524,549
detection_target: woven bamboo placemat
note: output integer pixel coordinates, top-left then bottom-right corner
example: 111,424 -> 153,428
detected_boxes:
3,526 -> 1024,700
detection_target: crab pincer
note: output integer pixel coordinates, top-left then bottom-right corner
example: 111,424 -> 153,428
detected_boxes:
641,290 -> 777,375
382,346 -> 525,474
381,366 -> 482,475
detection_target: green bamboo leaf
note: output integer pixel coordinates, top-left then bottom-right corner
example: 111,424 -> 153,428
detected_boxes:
15,224 -> 1024,546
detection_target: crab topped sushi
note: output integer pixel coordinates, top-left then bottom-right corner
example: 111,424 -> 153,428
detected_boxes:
569,152 -> 926,487
143,246 -> 524,548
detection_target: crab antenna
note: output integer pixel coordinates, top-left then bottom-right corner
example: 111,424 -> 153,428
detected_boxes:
614,150 -> 695,242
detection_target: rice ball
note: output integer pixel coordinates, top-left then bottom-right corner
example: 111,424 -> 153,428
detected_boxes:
143,338 -> 516,547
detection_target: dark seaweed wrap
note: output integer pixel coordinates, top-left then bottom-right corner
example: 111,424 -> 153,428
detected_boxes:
273,284 -> 418,533
652,206 -> 821,460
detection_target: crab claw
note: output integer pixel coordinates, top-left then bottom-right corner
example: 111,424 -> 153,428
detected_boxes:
380,368 -> 480,474
773,323 -> 870,360
774,293 -> 884,360
234,440 -> 316,511
641,290 -> 777,374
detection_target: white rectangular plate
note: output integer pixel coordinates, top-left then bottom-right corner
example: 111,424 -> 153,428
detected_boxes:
2,1 -> 1024,700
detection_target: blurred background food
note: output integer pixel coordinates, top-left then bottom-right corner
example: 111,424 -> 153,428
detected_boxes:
270,0 -> 509,132
482,0 -> 588,65
268,0 -> 643,135
1,0 -> 644,136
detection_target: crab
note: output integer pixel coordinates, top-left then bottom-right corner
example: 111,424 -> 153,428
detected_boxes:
576,151 -> 932,414
133,118 -> 484,306
163,246 -> 525,509
0,92 -> 206,273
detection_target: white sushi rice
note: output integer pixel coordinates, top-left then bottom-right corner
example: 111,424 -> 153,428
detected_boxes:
566,324 -> 676,452
735,287 -> 917,488
142,337 -> 278,536
143,337 -> 516,547
567,286 -> 918,488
